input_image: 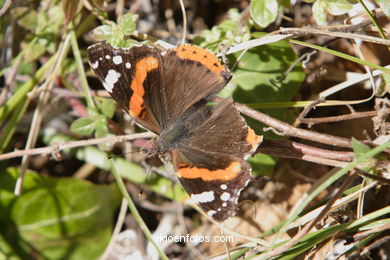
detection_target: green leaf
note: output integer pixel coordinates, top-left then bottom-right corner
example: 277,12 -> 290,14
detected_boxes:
94,96 -> 116,119
11,7 -> 38,32
327,0 -> 353,15
351,138 -> 371,159
278,0 -> 291,8
117,13 -> 138,35
194,9 -> 251,51
23,41 -> 46,63
226,39 -> 305,127
0,167 -> 121,260
249,153 -> 277,176
374,73 -> 390,96
70,117 -> 96,136
62,0 -> 80,25
94,115 -> 109,138
89,24 -> 121,42
312,0 -> 328,25
94,115 -> 114,150
250,0 -> 278,28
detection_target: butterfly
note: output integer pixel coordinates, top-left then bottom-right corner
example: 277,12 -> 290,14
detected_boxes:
87,42 -> 261,221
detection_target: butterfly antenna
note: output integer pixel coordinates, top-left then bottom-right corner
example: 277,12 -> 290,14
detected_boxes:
139,165 -> 153,197
107,149 -> 141,160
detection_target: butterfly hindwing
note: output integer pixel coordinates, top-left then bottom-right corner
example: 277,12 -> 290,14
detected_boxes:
170,100 -> 262,221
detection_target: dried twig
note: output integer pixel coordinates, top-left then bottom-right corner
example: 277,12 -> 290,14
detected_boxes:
258,139 -> 355,167
100,198 -> 128,260
15,37 -> 71,195
0,0 -> 12,17
300,109 -> 390,127
232,101 -> 353,148
0,132 -> 155,161
0,56 -> 22,106
279,27 -> 390,46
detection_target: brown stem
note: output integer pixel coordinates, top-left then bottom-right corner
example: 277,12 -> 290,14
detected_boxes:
300,109 -> 389,127
0,133 -> 155,161
233,101 -> 352,148
258,139 -> 355,167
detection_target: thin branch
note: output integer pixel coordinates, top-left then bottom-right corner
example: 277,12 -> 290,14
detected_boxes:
258,139 -> 355,167
0,132 -> 155,161
293,98 -> 325,127
0,56 -> 22,106
353,223 -> 390,241
355,168 -> 390,185
300,109 -> 390,127
357,1 -> 388,42
360,235 -> 390,256
100,198 -> 128,260
227,16 -> 389,55
15,36 -> 71,195
231,100 -> 353,148
278,26 -> 390,46
0,0 -> 12,17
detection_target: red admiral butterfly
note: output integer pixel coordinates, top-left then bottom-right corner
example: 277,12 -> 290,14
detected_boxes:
87,42 -> 262,221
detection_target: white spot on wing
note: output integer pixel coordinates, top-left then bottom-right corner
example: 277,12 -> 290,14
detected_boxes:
222,202 -> 227,207
113,55 -> 122,64
105,55 -> 111,59
91,60 -> 99,69
103,69 -> 121,93
220,192 -> 231,201
191,191 -> 215,203
207,210 -> 216,216
103,82 -> 110,91
220,184 -> 227,190
125,62 -> 131,69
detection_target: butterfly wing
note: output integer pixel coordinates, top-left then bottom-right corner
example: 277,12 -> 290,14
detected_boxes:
87,42 -> 167,133
173,99 -> 262,221
160,45 -> 232,128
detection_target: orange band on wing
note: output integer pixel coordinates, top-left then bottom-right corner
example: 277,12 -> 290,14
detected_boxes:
246,128 -> 262,152
174,45 -> 224,75
177,161 -> 242,181
129,56 -> 159,118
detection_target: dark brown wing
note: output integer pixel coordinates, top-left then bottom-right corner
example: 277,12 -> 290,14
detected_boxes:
176,154 -> 252,222
172,99 -> 262,221
160,45 -> 232,129
87,42 -> 166,134
178,99 -> 261,158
